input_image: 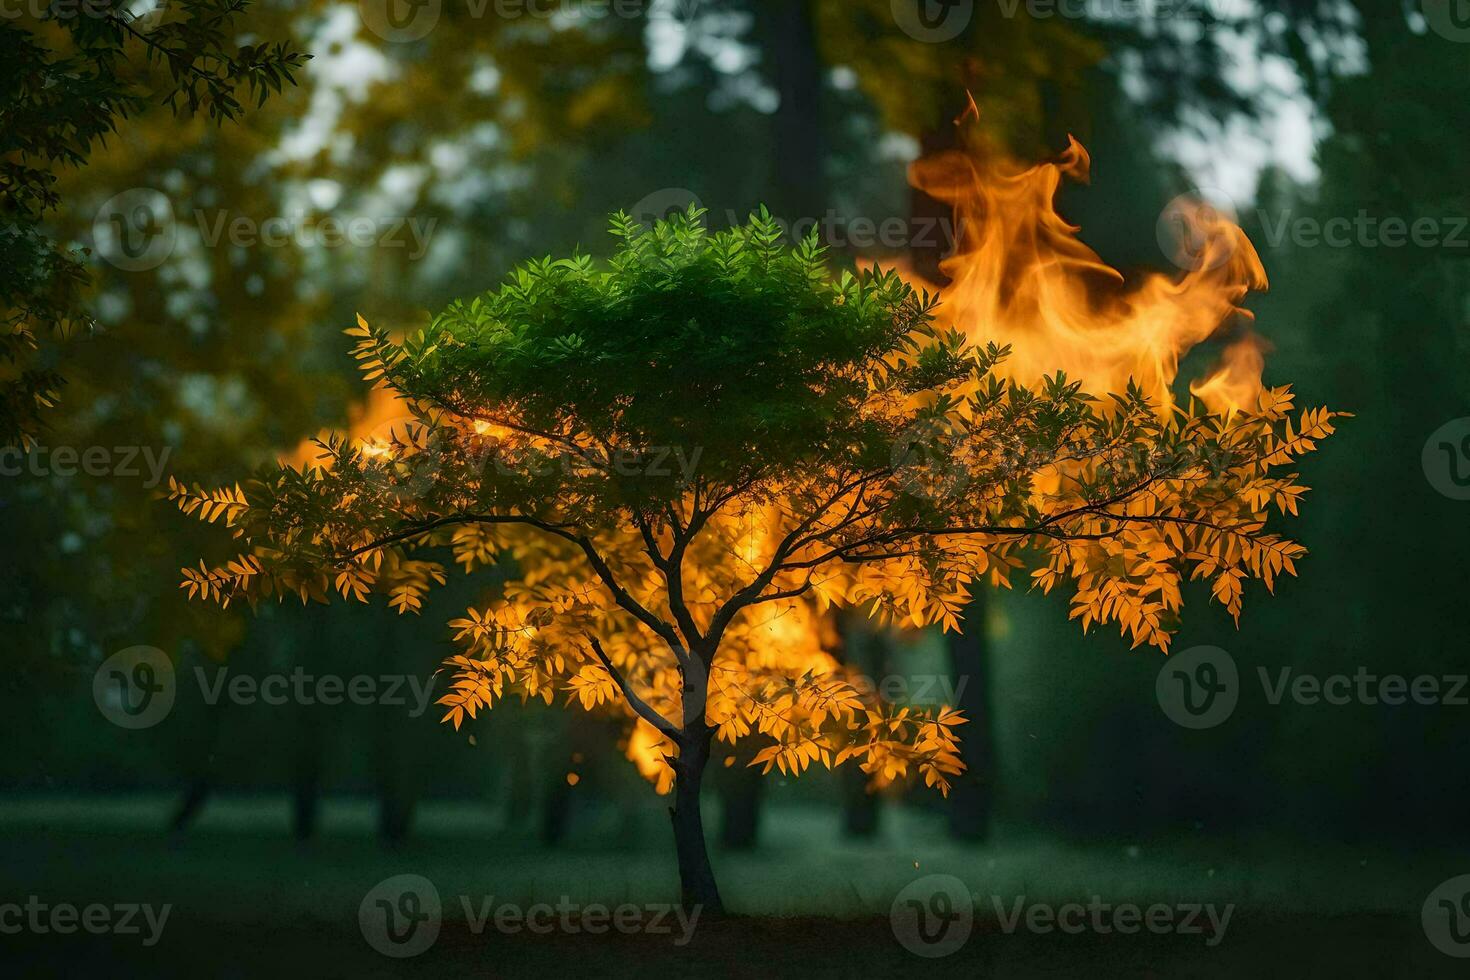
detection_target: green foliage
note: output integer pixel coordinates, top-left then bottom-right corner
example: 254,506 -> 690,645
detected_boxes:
367,205 -> 968,502
182,207 -> 1339,656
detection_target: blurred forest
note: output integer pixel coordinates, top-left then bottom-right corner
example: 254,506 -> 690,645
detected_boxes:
3,0 -> 1468,859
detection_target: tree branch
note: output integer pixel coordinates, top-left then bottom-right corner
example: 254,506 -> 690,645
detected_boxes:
588,637 -> 682,744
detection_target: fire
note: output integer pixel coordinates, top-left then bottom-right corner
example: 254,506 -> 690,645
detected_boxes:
1190,332 -> 1269,416
907,134 -> 1271,415
272,134 -> 1282,792
278,387 -> 413,470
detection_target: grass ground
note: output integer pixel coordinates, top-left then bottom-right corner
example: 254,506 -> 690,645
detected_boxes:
2,794 -> 1466,976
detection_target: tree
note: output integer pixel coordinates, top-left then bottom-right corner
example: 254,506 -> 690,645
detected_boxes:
174,206 -> 1340,912
0,0 -> 306,448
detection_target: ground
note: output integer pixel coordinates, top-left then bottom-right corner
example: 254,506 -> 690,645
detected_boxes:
2,794 -> 1464,976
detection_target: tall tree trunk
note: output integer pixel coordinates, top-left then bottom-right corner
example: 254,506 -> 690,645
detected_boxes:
670,724 -> 724,915
763,0 -> 827,224
912,115 -> 995,842
945,592 -> 993,841
375,608 -> 416,846
836,608 -> 883,837
710,0 -> 828,852
718,752 -> 763,849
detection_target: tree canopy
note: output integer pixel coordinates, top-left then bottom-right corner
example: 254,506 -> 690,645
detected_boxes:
177,204 -> 1340,768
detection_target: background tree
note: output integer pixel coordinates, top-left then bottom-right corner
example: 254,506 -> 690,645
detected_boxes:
0,0 -> 306,447
176,207 -> 1340,910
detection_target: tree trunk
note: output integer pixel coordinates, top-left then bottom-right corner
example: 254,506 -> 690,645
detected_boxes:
836,609 -> 883,837
946,592 -> 993,841
911,107 -> 997,842
669,726 -> 724,915
762,0 -> 827,224
718,754 -> 763,849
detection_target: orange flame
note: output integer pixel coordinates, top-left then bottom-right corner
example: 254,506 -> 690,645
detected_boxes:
278,388 -> 418,470
907,135 -> 1271,415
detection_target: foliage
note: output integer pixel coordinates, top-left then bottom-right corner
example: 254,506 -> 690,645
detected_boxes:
174,207 -> 1341,798
0,0 -> 306,448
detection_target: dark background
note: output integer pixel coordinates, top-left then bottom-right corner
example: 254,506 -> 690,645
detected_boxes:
3,1 -> 1468,974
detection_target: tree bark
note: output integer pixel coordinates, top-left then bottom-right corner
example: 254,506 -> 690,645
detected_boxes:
763,0 -> 827,224
911,106 -> 997,842
718,753 -> 763,849
945,596 -> 993,841
836,608 -> 883,837
669,725 -> 724,915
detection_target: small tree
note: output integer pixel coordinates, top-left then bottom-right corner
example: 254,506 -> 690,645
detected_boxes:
174,208 -> 1339,912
